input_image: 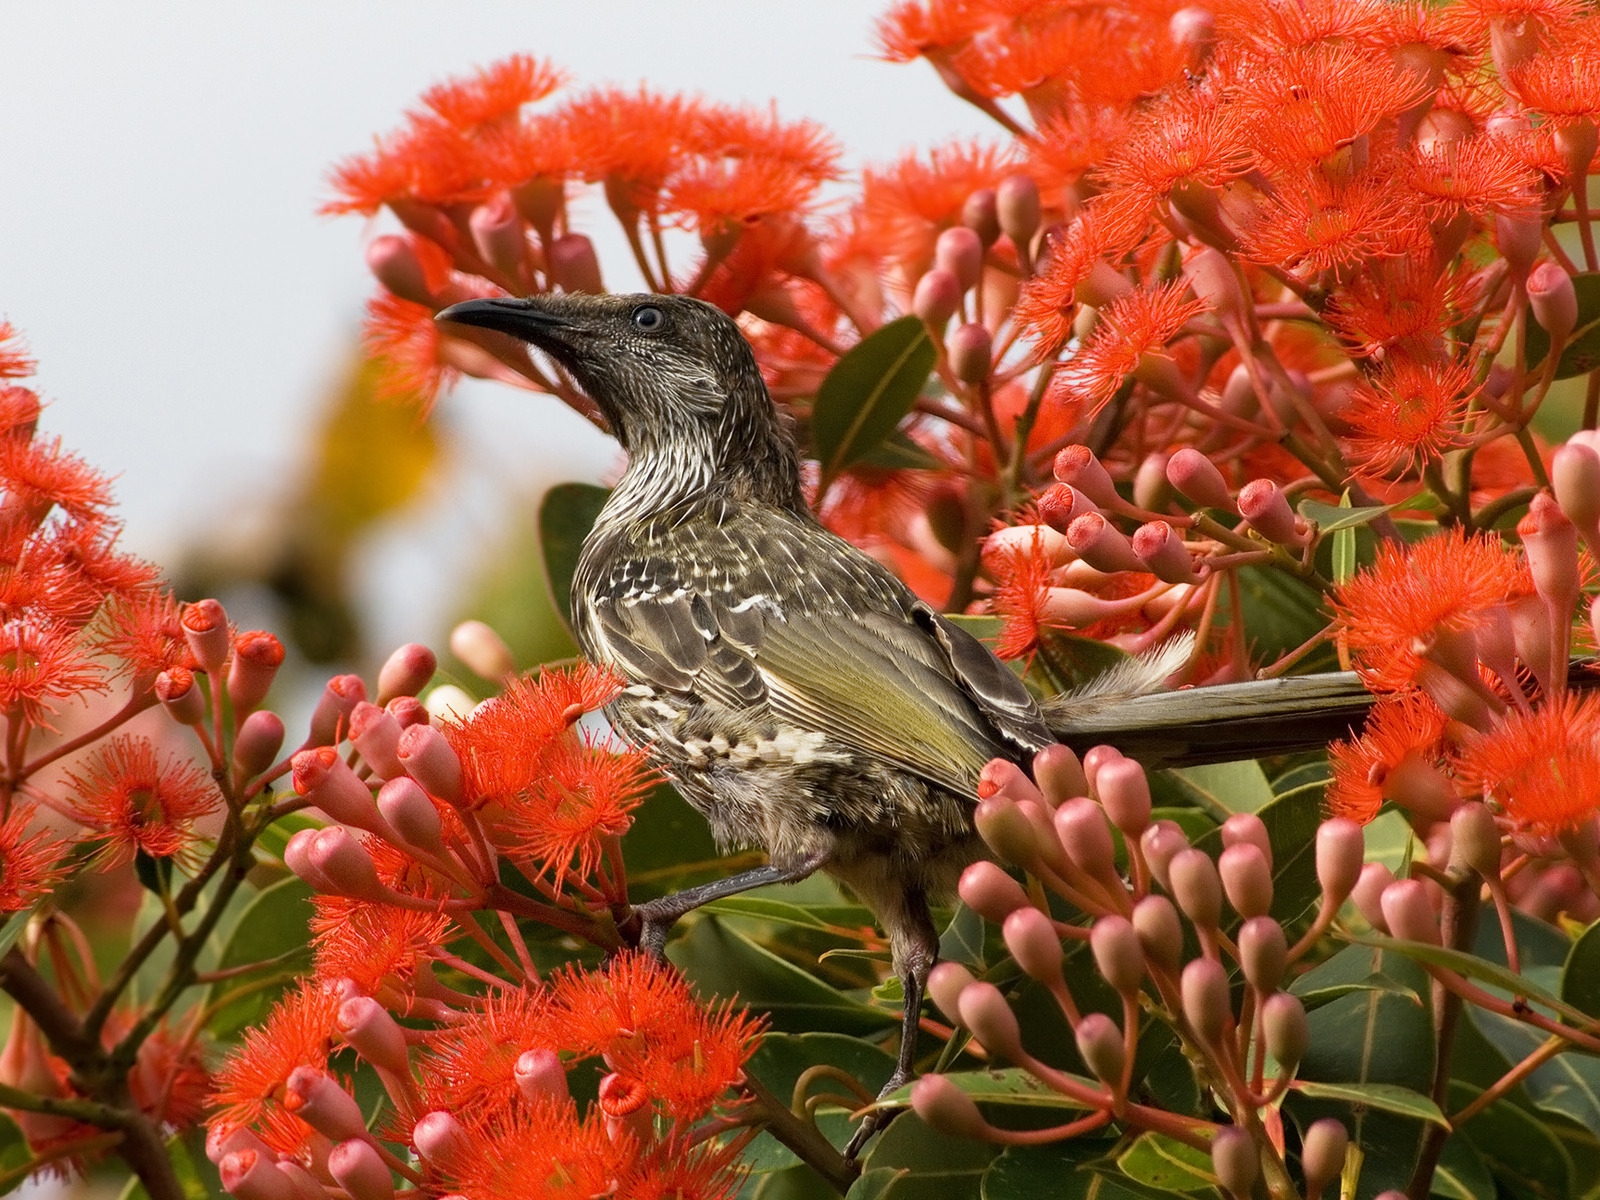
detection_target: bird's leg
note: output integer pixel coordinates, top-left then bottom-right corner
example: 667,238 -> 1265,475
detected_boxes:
843,891 -> 938,1160
625,848 -> 831,959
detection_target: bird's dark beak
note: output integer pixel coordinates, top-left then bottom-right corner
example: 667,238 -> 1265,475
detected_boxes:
435,297 -> 571,344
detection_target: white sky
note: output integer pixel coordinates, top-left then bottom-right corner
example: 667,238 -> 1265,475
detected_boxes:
0,3 -> 996,648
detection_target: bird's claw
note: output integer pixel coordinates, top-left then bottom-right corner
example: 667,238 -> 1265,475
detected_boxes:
842,1067 -> 911,1160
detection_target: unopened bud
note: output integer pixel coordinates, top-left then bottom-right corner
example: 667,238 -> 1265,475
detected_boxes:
1238,479 -> 1301,545
1066,513 -> 1143,574
1316,818 -> 1365,907
1211,1125 -> 1258,1199
1141,821 -> 1190,893
1219,843 -> 1273,918
1056,797 -> 1118,883
936,226 -> 985,293
366,235 -> 435,306
1261,991 -> 1308,1072
1182,247 -> 1244,323
515,1049 -> 568,1103
1074,1012 -> 1126,1086
227,631 -> 285,716
997,175 -> 1042,262
547,234 -> 604,294
1497,212 -> 1543,282
1301,1118 -> 1350,1199
1238,916 -> 1287,993
338,996 -> 409,1075
207,1124 -> 269,1166
1033,745 -> 1088,809
350,702 -> 405,780
1352,862 -> 1395,931
376,643 -> 437,705
1449,802 -> 1502,880
1556,117 -> 1600,182
1004,906 -> 1066,986
977,758 -> 1040,803
469,192 -> 528,284
1553,443 -> 1600,555
948,322 -> 992,383
387,696 -> 429,730
928,961 -> 978,1025
411,1111 -> 467,1167
1132,894 -> 1184,973
1380,879 -> 1440,944
975,795 -> 1040,867
328,1139 -> 395,1200
911,1074 -> 988,1138
1169,6 -> 1215,70
1090,915 -> 1146,995
422,684 -> 476,723
1220,813 -> 1270,860
1132,521 -> 1199,584
1038,483 -> 1100,532
1520,492 -> 1580,621
397,724 -> 464,804
285,1067 -> 367,1142
219,1150 -> 297,1200
292,748 -> 385,835
913,267 -> 962,331
1082,745 -> 1124,796
959,861 -> 1031,923
1053,445 -> 1120,506
182,598 -> 230,676
234,710 -> 286,781
963,188 -> 1001,247
1095,757 -> 1152,838
156,667 -> 205,726
958,982 -> 1025,1061
1134,450 -> 1174,512
1181,957 -> 1233,1047
1528,262 -> 1578,345
1170,848 -> 1223,933
304,827 -> 386,902
1167,448 -> 1235,512
376,777 -> 446,856
449,620 -> 514,681
309,674 -> 368,746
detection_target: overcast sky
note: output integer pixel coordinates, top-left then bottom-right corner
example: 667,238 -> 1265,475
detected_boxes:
0,3 -> 995,648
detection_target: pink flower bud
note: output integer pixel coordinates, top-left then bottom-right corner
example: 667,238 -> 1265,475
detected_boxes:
1553,443 -> 1600,555
387,696 -> 429,730
1132,521 -> 1200,584
328,1139 -> 395,1200
449,620 -> 515,681
1219,843 -> 1273,918
997,175 -> 1042,259
910,1074 -> 988,1138
963,188 -> 1001,247
1497,212 -> 1543,282
1082,745 -> 1124,795
1520,492 -> 1580,625
1528,262 -> 1578,344
1301,1118 -> 1350,1199
305,827 -> 386,902
397,724 -> 464,804
284,828 -> 333,892
1095,758 -> 1153,838
1053,445 -> 1120,506
958,982 -> 1025,1061
1134,450 -> 1173,512
959,861 -> 1031,924
1238,479 -> 1301,545
1352,862 -> 1395,932
1038,483 -> 1100,532
936,227 -> 985,294
376,643 -> 438,705
1181,957 -> 1233,1047
1380,879 -> 1440,944
1556,117 -> 1600,182
1211,1126 -> 1258,1198
1132,895 -> 1184,973
1033,744 -> 1088,809
515,1048 -> 568,1103
411,1110 -> 467,1167
1066,513 -> 1143,574
208,1123 -> 269,1166
1004,907 -> 1066,986
285,1067 -> 367,1142
350,702 -> 405,780
293,748 -> 385,835
156,667 -> 205,726
978,759 -> 1041,805
366,235 -> 435,306
928,961 -> 977,1025
1261,991 -> 1308,1072
220,1149 -> 298,1200
1316,818 -> 1365,907
913,267 -> 962,331
547,234 -> 604,294
228,631 -> 285,716
376,777 -> 445,855
1238,916 -> 1287,994
1074,1012 -> 1125,1086
309,675 -> 368,746
1449,802 -> 1503,881
948,322 -> 992,384
338,996 -> 410,1075
1017,799 -> 1072,877
1141,821 -> 1190,893
1170,848 -> 1223,933
1056,797 -> 1118,883
1182,247 -> 1245,324
1220,813 -> 1270,860
234,711 -> 286,781
985,523 -> 1070,563
1167,449 -> 1236,512
1169,6 -> 1215,69
469,193 -> 528,284
975,795 -> 1040,867
182,598 -> 230,676
1090,915 -> 1146,995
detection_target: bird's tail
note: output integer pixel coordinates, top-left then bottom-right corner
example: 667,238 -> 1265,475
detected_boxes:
1043,637 -> 1376,767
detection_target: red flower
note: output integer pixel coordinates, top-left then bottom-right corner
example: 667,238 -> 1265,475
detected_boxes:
495,738 -> 655,885
1049,281 -> 1208,410
0,323 -> 36,381
1327,691 -> 1450,823
0,619 -> 107,724
1343,356 -> 1478,476
860,141 -> 1017,270
419,988 -> 557,1116
1457,693 -> 1600,833
363,290 -> 459,407
987,530 -> 1056,661
97,591 -> 196,680
0,804 -> 67,913
418,55 -> 567,132
209,983 -> 343,1157
309,894 -> 451,996
62,736 -> 219,866
1240,172 -> 1427,275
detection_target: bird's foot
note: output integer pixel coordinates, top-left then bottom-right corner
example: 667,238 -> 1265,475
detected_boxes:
842,1067 -> 911,1160
617,898 -> 675,962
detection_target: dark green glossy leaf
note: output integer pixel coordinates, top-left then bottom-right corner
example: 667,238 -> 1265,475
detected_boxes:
205,876 -> 314,1039
1291,970 -> 1421,1011
671,917 -> 898,1036
1115,1134 -> 1216,1193
538,482 -> 609,629
0,1113 -> 32,1197
813,317 -> 936,484
1430,1134 -> 1497,1200
1469,1006 -> 1600,1131
254,811 -> 322,865
1348,934 -> 1587,1023
742,1033 -> 896,1174
858,430 -> 944,471
1332,523 -> 1357,584
702,895 -> 861,932
882,1068 -> 1097,1110
1450,1080 -> 1575,1200
1289,1081 -> 1449,1126
1525,271 -> 1600,379
133,849 -> 174,897
939,901 -> 988,971
620,783 -> 728,901
1297,498 -> 1395,532
864,1111 -> 997,1200
983,1140 -> 1183,1200
1232,565 -> 1329,665
1170,760 -> 1274,815
751,1165 -> 849,1200
1563,918 -> 1600,1019
848,1168 -> 904,1200
0,911 -> 29,960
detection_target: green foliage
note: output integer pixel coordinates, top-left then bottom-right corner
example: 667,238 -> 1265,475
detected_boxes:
810,317 -> 936,489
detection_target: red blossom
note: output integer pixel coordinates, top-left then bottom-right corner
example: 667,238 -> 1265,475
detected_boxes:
1343,356 -> 1479,476
62,736 -> 219,866
209,983 -> 343,1158
0,323 -> 36,381
1457,693 -> 1600,833
1327,691 -> 1450,823
0,804 -> 67,913
418,54 -> 567,132
418,989 -> 557,1116
309,894 -> 452,996
1049,282 -> 1208,410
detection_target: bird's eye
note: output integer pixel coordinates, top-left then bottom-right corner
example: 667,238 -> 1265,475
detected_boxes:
632,305 -> 665,332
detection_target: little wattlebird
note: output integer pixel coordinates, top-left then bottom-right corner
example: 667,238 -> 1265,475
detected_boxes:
435,292 -> 1376,1154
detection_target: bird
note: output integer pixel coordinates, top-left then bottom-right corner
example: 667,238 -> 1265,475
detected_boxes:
434,292 -> 1375,1153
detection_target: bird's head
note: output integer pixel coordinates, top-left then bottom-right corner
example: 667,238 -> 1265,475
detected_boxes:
436,292 -> 783,464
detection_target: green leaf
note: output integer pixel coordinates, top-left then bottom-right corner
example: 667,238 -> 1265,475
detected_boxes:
858,430 -> 944,471
742,1033 -> 896,1174
1525,271 -> 1600,379
882,1068 -> 1097,1111
1290,970 -> 1422,1011
1468,1006 -> 1600,1131
1450,1080 -> 1575,1200
939,901 -> 988,971
0,911 -> 30,960
863,1111 -> 998,1200
1563,918 -> 1600,1019
254,811 -> 322,865
1169,760 -> 1275,815
205,876 -> 314,1039
0,1114 -> 32,1197
751,1165 -> 849,1200
1297,498 -> 1395,532
133,849 -> 175,897
620,783 -> 728,902
1289,1081 -> 1449,1127
1332,524 -> 1357,585
812,316 -> 936,484
1232,566 -> 1330,666
1348,933 -> 1590,1024
701,895 -> 860,932
983,1140 -> 1182,1200
849,1168 -> 905,1200
1115,1133 -> 1217,1193
1430,1135 -> 1497,1200
670,917 -> 898,1036
538,482 -> 609,629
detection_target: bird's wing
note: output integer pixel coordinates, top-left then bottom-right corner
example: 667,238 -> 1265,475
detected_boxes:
586,511 -> 1049,796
